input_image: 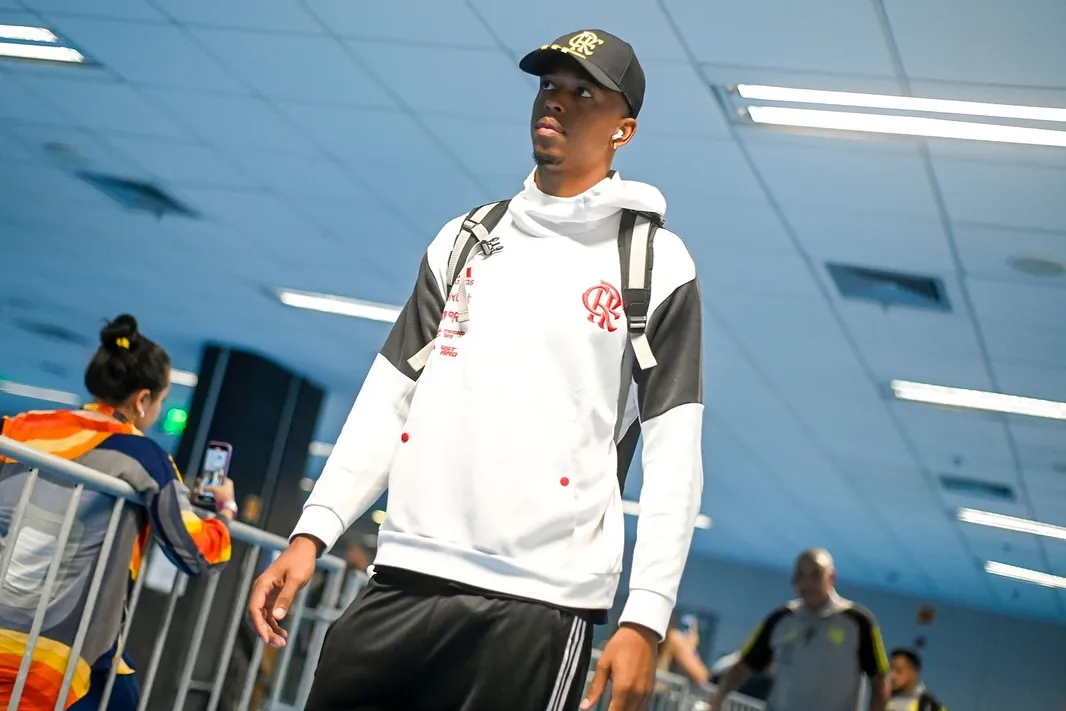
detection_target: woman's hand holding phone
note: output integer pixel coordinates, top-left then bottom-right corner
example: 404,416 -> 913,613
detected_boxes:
204,478 -> 237,520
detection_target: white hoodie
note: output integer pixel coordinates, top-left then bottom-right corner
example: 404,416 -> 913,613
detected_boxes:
292,169 -> 704,638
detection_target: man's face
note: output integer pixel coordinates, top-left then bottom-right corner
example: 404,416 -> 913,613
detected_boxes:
890,655 -> 917,691
530,63 -> 633,171
792,556 -> 834,607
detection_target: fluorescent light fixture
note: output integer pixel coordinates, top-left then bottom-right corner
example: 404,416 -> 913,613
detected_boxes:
0,24 -> 59,43
276,288 -> 402,323
736,84 -> 1066,124
890,379 -> 1066,420
0,380 -> 80,405
985,561 -> 1066,589
0,41 -> 84,63
370,509 -> 386,525
169,369 -> 199,388
308,441 -> 334,458
958,508 -> 1066,542
746,106 -> 1066,149
621,499 -> 712,529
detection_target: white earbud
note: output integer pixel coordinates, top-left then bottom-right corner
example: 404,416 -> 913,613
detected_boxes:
612,130 -> 624,140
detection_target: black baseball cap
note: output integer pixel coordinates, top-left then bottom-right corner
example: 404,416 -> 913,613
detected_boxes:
519,29 -> 646,118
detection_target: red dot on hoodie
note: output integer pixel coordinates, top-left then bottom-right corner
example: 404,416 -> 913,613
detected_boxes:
560,477 -> 570,487
400,432 -> 409,443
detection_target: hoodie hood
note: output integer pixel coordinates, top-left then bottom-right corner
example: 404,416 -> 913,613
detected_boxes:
508,169 -> 667,239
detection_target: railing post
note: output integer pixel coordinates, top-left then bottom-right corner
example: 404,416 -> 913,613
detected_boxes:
206,545 -> 262,711
53,498 -> 126,711
7,485 -> 84,711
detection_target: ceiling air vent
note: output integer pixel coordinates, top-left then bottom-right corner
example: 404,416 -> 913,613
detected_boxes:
14,319 -> 89,346
76,171 -> 198,219
827,263 -> 950,312
938,474 -> 1015,502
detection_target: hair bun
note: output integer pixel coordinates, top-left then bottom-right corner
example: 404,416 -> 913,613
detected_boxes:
100,314 -> 139,349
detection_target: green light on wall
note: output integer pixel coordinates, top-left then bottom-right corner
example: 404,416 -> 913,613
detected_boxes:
161,407 -> 188,436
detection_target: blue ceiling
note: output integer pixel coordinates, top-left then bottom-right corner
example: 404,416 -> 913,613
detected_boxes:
1,0 -> 1065,622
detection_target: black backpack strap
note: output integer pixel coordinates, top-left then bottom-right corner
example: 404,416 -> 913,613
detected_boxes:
407,200 -> 510,373
445,200 -> 510,293
617,209 -> 661,370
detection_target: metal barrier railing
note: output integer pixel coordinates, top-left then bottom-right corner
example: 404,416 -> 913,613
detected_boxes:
0,434 -> 348,711
584,649 -> 766,711
1,433 -> 766,711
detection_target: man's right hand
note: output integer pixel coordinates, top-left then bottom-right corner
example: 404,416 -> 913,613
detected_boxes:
248,535 -> 319,647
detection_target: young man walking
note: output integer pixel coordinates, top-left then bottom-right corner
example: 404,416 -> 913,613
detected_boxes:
249,29 -> 705,711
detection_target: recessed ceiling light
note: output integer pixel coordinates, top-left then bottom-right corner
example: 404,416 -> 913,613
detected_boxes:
958,507 -> 1066,542
1007,255 -> 1065,278
734,84 -> 1066,123
0,380 -> 80,405
169,369 -> 199,388
308,441 -> 334,458
621,499 -> 712,529
0,24 -> 59,43
276,288 -> 401,323
745,107 -> 1066,148
0,41 -> 84,63
985,561 -> 1066,589
890,379 -> 1066,421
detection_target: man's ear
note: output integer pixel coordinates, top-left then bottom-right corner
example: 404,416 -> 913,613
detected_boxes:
612,117 -> 638,148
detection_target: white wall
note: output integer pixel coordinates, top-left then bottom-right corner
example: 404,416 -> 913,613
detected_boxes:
628,551 -> 1066,711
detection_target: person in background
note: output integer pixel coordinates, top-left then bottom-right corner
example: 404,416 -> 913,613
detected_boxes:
887,648 -> 946,711
657,612 -> 709,687
709,549 -> 890,711
0,314 -> 236,711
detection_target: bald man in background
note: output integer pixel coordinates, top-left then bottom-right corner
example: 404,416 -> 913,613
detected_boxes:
710,549 -> 890,711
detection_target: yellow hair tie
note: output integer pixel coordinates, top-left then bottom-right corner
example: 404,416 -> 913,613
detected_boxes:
115,337 -> 130,349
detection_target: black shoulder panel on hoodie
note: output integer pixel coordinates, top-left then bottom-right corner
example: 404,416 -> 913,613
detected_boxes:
380,253 -> 446,382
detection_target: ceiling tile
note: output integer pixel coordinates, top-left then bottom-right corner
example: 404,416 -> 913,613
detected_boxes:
981,321 -> 1066,370
691,244 -> 821,299
139,88 -> 318,154
226,151 -> 371,203
468,0 -> 687,61
151,0 -> 322,33
100,134 -> 257,188
2,121 -> 148,175
662,0 -> 895,75
632,60 -> 731,138
747,140 -> 940,219
343,168 -> 490,238
0,71 -> 75,124
26,0 -> 167,21
665,197 -> 786,254
190,27 -> 395,107
44,16 -> 245,92
349,41 -> 530,120
279,104 -> 453,172
309,0 -> 496,49
886,0 -> 1066,88
968,277 -> 1066,331
788,210 -> 954,274
13,74 -> 190,139
992,361 -> 1066,403
933,157 -> 1066,233
953,223 -> 1066,284
420,116 -> 533,182
615,135 -> 765,203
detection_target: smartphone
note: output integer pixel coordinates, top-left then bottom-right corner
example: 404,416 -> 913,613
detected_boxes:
192,441 -> 232,507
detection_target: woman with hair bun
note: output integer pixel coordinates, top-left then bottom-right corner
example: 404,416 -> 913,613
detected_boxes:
0,314 -> 237,710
